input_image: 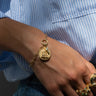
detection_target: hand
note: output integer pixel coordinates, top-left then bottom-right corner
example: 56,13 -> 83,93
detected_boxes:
0,18 -> 95,96
32,38 -> 96,96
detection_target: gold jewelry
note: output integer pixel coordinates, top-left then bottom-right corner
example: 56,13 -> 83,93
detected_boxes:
30,53 -> 38,67
39,34 -> 51,61
76,73 -> 96,96
90,73 -> 96,86
76,85 -> 90,96
30,34 -> 51,67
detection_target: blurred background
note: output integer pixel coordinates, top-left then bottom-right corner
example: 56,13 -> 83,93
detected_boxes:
0,71 -> 19,96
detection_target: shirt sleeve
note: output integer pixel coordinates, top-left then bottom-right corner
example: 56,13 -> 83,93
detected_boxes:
13,53 -> 33,73
0,10 -> 10,70
0,11 -> 8,18
0,51 -> 16,70
0,9 -> 11,71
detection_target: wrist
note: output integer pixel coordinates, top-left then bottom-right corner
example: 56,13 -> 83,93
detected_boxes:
0,18 -> 45,61
0,18 -> 57,71
22,34 -> 53,64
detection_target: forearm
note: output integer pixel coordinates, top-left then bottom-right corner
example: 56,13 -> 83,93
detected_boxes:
0,18 -> 48,63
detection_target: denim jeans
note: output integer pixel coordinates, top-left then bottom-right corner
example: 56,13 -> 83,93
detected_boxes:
13,74 -> 50,96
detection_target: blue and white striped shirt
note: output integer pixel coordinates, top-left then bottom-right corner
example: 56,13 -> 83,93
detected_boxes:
0,0 -> 96,81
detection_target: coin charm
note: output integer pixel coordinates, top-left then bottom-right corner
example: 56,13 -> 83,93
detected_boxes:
39,39 -> 51,61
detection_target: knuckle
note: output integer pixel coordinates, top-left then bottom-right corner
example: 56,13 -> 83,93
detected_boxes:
58,78 -> 67,86
68,72 -> 77,81
47,84 -> 58,93
79,65 -> 87,74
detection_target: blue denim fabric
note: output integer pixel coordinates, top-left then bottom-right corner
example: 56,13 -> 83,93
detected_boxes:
13,74 -> 50,96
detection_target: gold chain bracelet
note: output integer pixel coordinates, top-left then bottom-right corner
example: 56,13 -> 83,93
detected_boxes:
30,34 -> 51,67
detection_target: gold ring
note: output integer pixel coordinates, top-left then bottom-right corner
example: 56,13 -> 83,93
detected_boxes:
76,73 -> 96,96
90,73 -> 96,86
76,86 -> 90,96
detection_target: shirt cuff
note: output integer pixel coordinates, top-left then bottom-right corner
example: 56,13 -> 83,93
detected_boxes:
0,51 -> 15,70
13,53 -> 33,73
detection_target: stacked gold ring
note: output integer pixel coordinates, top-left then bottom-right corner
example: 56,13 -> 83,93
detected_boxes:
76,85 -> 90,96
76,73 -> 96,96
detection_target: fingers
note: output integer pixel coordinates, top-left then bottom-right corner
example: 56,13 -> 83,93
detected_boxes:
75,79 -> 93,96
69,68 -> 93,96
77,73 -> 93,96
62,58 -> 96,96
83,73 -> 91,84
80,56 -> 96,73
70,77 -> 92,96
81,67 -> 91,84
78,57 -> 94,84
50,90 -> 64,96
82,62 -> 94,84
72,79 -> 86,89
62,85 -> 78,96
82,59 -> 96,96
86,62 -> 96,73
62,82 -> 93,96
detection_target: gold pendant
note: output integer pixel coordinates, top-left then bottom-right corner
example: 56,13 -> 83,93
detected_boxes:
39,39 -> 51,61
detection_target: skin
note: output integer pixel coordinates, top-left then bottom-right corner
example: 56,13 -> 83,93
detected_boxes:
0,18 -> 96,96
